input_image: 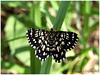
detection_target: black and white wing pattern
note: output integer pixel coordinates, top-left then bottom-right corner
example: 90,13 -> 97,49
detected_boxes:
26,28 -> 78,63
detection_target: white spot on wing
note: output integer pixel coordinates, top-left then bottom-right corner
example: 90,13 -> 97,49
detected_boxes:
27,37 -> 29,40
52,48 -> 55,51
67,49 -> 69,50
34,41 -> 36,43
55,42 -> 58,45
46,47 -> 49,51
33,46 -> 36,49
38,39 -> 42,43
56,54 -> 58,57
38,50 -> 41,53
45,41 -> 47,44
36,55 -> 38,58
41,59 -> 44,61
33,39 -> 35,41
42,36 -> 44,40
72,36 -> 74,38
61,41 -> 65,45
35,34 -> 38,37
61,52 -> 63,55
31,45 -> 33,47
43,52 -> 45,55
39,57 -> 41,60
29,42 -> 31,44
76,39 -> 78,40
47,55 -> 49,58
63,58 -> 65,60
42,45 -> 45,51
61,34 -> 63,37
26,34 -> 28,36
68,42 -> 71,44
35,51 -> 37,55
30,32 -> 32,36
41,32 -> 43,35
60,59 -> 62,62
57,46 -> 60,52
59,38 -> 62,41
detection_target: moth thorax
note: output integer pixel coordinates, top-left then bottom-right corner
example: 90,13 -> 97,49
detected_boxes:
49,32 -> 55,39
49,33 -> 56,44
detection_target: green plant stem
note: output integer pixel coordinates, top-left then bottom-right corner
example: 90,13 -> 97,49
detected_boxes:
4,36 -> 26,43
30,2 -> 41,74
30,48 -> 41,74
53,1 -> 71,30
40,57 -> 52,74
83,1 -> 91,48
67,56 -> 80,74
40,1 -> 70,74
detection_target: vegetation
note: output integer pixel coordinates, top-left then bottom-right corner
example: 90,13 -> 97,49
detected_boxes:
1,1 -> 99,74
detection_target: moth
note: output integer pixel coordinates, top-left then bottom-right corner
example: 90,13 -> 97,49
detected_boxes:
26,28 -> 78,63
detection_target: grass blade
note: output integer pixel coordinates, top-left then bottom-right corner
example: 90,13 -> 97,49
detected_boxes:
40,57 -> 52,74
53,1 -> 71,30
76,1 -> 82,31
40,1 -> 70,74
30,47 -> 41,74
29,2 -> 41,74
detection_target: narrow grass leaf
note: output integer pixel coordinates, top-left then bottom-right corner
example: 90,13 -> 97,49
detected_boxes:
53,1 -> 71,30
40,57 -> 52,74
29,2 -> 41,74
40,1 -> 71,74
